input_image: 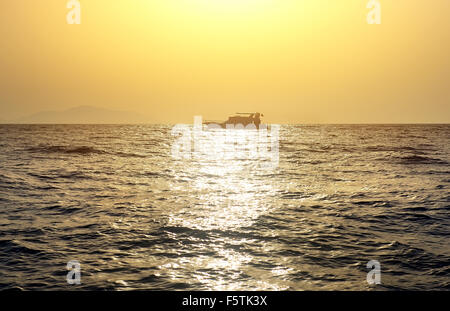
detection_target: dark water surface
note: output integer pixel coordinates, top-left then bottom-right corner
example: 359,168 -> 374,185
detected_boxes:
0,124 -> 449,290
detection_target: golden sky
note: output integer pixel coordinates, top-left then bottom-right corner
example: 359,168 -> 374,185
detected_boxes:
0,0 -> 449,123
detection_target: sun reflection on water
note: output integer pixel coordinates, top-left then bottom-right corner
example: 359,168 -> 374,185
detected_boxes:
164,128 -> 285,289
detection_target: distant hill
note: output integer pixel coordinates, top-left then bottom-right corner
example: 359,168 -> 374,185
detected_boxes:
0,118 -> 12,124
16,106 -> 150,124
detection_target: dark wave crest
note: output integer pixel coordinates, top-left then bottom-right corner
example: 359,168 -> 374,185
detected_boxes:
27,145 -> 105,155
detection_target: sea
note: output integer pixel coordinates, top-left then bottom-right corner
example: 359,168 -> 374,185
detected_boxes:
0,124 -> 448,290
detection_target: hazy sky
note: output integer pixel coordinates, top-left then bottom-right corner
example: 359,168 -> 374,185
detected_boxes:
1,0 -> 449,123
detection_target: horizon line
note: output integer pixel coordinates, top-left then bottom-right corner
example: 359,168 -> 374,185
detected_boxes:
0,122 -> 449,125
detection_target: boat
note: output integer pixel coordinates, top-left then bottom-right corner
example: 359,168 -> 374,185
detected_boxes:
203,112 -> 266,129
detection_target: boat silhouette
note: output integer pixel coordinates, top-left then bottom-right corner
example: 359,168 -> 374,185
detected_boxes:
203,112 -> 266,129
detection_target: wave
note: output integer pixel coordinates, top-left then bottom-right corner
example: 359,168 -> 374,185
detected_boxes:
27,145 -> 105,155
27,144 -> 150,158
365,146 -> 427,152
28,171 -> 88,180
396,155 -> 448,165
0,239 -> 44,256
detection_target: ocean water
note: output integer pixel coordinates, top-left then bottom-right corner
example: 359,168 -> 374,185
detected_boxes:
0,124 -> 448,291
